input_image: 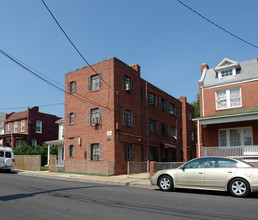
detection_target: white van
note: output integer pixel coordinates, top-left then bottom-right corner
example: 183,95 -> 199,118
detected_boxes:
0,146 -> 15,172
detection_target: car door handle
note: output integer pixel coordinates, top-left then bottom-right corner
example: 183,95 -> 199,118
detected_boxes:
228,171 -> 232,173
199,172 -> 203,174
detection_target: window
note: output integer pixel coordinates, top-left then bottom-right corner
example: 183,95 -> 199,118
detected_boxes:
178,108 -> 182,118
161,123 -> 167,136
32,140 -> 37,147
148,92 -> 158,107
0,151 -> 4,157
21,120 -> 25,132
123,109 -> 135,127
160,98 -> 166,111
184,158 -> 208,169
208,158 -> 237,168
87,143 -> 103,160
148,147 -> 159,161
69,145 -> 74,157
216,87 -> 241,110
68,113 -> 76,125
124,144 -> 135,161
7,123 -> 11,133
14,121 -> 18,133
67,81 -> 77,93
88,73 -> 102,92
168,103 -> 176,115
123,75 -> 134,93
148,119 -> 158,134
221,69 -> 233,78
169,126 -> 177,138
191,132 -> 195,141
16,141 -> 23,146
36,121 -> 42,133
219,127 -> 253,147
5,152 -> 11,158
88,108 -> 103,125
92,144 -> 100,160
188,111 -> 193,120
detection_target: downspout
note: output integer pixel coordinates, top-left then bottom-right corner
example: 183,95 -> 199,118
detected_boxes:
197,120 -> 200,158
201,87 -> 205,117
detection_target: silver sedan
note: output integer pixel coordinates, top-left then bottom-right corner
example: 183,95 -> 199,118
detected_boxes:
150,157 -> 258,198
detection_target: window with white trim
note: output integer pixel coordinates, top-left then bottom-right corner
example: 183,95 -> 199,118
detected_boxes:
32,140 -> 37,147
14,121 -> 18,133
21,120 -> 25,132
216,87 -> 241,110
219,127 -> 253,147
36,121 -> 42,133
7,123 -> 11,133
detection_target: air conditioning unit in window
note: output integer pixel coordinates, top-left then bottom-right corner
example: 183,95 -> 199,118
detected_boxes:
92,117 -> 99,125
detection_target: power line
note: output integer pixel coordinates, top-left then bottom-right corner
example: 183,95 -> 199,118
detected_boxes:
0,103 -> 64,110
176,0 -> 258,49
0,49 -> 112,110
41,0 -> 116,91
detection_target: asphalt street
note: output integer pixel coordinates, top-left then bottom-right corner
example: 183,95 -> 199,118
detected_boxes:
1,172 -> 258,220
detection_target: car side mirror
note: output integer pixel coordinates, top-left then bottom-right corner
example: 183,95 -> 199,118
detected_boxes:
180,165 -> 185,170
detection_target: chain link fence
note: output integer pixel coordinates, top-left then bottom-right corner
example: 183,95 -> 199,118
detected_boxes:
154,162 -> 184,172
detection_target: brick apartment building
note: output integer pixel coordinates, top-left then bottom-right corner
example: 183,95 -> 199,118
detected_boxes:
0,106 -> 61,147
194,57 -> 258,159
65,57 -> 196,175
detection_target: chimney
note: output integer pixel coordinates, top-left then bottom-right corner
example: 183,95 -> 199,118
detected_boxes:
129,64 -> 141,74
201,63 -> 209,75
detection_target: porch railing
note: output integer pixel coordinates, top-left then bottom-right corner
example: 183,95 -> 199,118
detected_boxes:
203,145 -> 258,158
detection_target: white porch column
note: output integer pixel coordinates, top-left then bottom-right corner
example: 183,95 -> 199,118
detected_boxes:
197,120 -> 200,158
47,144 -> 51,167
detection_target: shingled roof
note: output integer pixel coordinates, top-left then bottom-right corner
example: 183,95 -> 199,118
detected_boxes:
5,110 -> 27,123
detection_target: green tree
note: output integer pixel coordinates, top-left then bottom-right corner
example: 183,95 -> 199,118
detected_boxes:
191,93 -> 200,118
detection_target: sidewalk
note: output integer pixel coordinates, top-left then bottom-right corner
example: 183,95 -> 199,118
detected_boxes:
16,170 -> 157,189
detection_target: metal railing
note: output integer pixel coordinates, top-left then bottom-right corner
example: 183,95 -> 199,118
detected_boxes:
203,145 -> 258,158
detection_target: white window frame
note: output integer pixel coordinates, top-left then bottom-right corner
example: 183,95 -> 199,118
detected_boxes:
218,67 -> 237,79
36,120 -> 42,133
215,87 -> 242,110
21,120 -> 25,132
218,126 -> 253,147
7,123 -> 11,133
14,121 -> 18,133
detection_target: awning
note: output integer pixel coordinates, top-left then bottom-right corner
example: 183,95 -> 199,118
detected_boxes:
164,143 -> 177,149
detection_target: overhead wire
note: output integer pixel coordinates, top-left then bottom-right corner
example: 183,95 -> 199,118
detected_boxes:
176,0 -> 258,49
41,0 -> 116,91
0,103 -> 64,110
0,49 -> 112,110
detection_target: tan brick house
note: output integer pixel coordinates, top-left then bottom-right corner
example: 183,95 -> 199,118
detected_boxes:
194,57 -> 258,159
65,57 -> 196,175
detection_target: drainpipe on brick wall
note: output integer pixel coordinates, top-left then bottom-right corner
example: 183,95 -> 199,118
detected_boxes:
197,120 -> 200,158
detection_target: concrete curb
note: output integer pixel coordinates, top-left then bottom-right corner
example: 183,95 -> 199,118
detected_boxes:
16,170 -> 156,190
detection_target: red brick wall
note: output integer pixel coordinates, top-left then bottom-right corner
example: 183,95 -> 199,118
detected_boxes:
202,81 -> 258,117
65,57 -> 196,175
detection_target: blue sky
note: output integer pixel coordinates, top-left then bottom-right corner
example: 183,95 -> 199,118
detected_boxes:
1,0 -> 257,117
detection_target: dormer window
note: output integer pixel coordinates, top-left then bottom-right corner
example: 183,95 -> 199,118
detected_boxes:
215,58 -> 240,79
221,69 -> 233,78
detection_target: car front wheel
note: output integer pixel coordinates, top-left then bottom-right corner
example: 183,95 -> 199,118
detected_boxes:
158,175 -> 173,191
228,178 -> 250,198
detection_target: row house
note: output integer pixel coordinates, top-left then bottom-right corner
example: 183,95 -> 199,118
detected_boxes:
0,106 -> 61,147
65,57 -> 196,175
194,57 -> 258,160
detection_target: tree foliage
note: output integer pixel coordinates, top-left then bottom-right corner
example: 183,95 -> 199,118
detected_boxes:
191,93 -> 200,118
13,142 -> 58,166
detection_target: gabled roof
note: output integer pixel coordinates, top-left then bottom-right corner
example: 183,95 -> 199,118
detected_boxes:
5,110 -> 27,123
201,58 -> 258,88
214,57 -> 240,71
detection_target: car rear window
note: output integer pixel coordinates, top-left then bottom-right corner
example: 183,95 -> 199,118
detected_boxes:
5,152 -> 11,158
0,151 -> 4,157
